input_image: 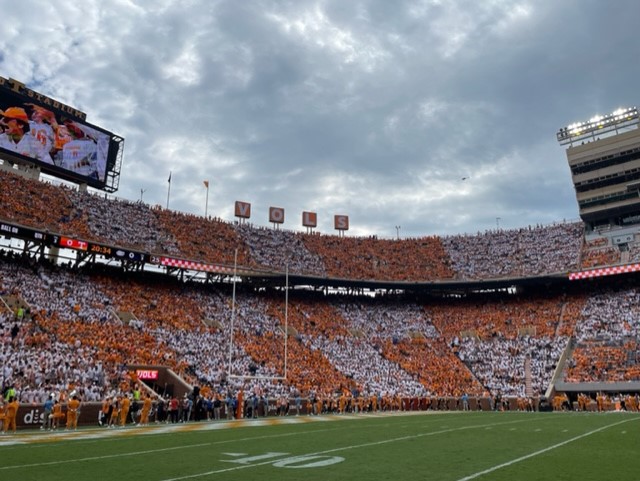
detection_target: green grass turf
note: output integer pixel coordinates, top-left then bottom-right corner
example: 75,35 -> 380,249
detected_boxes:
2,411 -> 639,481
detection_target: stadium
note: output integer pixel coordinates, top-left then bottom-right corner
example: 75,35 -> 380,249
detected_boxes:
2,79 -> 640,480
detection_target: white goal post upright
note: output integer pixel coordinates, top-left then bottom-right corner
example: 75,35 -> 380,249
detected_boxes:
284,262 -> 288,379
227,248 -> 237,378
227,249 -> 289,382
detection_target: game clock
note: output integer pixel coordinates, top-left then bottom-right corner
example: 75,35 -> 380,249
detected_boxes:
0,220 -> 147,263
89,244 -> 112,256
55,236 -> 146,262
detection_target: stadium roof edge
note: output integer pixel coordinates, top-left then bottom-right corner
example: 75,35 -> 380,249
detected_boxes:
245,271 -> 571,293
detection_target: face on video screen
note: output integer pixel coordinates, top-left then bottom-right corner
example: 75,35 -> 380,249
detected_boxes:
0,90 -> 114,187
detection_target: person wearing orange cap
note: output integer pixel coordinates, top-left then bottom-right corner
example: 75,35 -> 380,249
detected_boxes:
0,106 -> 47,161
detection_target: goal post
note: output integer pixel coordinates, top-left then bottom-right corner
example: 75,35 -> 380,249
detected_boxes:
227,250 -> 288,381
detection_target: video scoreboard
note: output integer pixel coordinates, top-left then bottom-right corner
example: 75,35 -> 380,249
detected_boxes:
0,220 -> 236,274
0,76 -> 123,191
0,220 -> 145,262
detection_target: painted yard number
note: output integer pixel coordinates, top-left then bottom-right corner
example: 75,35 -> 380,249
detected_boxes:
222,452 -> 345,469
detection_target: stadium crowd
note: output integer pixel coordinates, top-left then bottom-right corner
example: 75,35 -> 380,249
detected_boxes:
234,223 -> 326,276
565,287 -> 640,382
3,248 -> 640,411
441,222 -> 584,279
456,336 -> 568,396
3,170 -> 640,430
65,189 -> 181,255
0,168 -> 610,282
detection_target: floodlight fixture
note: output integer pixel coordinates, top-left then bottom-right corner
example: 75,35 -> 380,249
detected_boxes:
557,106 -> 639,146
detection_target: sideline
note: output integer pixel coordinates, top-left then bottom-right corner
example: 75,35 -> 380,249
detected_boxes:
0,425 -> 340,470
455,416 -> 639,481
0,409 -> 440,448
0,410 -> 434,470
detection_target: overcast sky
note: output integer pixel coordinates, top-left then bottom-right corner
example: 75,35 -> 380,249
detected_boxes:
2,0 -> 639,238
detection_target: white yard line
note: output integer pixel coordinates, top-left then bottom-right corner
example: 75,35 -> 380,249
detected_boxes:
2,411 -> 594,479
1,410 -> 441,469
0,426 -> 341,471
455,416 -> 639,481
0,441 -> 213,470
0,410 -> 432,449
158,417 -> 537,481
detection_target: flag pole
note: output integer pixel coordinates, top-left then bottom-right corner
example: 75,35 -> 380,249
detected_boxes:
204,180 -> 209,218
166,171 -> 172,209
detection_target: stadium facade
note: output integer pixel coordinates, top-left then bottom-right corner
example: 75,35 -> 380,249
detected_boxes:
558,107 -> 640,236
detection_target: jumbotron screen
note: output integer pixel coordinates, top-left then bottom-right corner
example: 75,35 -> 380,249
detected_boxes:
0,80 -> 118,189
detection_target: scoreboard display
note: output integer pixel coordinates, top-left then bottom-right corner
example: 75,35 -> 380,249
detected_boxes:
0,221 -> 49,242
0,220 -> 145,263
51,235 -> 146,262
0,76 -> 121,190
57,236 -> 88,251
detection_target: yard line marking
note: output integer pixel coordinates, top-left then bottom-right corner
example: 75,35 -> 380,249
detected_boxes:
0,412 -> 537,474
0,426 -> 343,471
455,417 -> 639,481
0,414 -> 340,447
0,410 -> 455,448
0,442 -> 213,470
157,417 -> 539,481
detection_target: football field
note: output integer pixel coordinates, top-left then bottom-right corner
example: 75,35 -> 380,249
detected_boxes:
1,411 -> 639,481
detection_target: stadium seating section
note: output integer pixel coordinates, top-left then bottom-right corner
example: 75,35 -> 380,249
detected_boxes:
0,170 -> 638,407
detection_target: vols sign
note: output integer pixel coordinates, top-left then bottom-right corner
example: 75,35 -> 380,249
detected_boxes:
269,207 -> 285,224
334,215 -> 349,231
302,211 -> 317,228
136,369 -> 159,380
235,201 -> 251,219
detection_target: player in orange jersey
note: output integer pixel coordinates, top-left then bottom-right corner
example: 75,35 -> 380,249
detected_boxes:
139,394 -> 153,426
66,395 -> 81,430
4,396 -> 19,434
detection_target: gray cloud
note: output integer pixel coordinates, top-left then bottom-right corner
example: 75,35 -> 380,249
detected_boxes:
2,0 -> 639,237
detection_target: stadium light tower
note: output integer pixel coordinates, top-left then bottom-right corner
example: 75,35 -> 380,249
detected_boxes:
395,225 -> 401,240
557,106 -> 640,232
557,106 -> 639,146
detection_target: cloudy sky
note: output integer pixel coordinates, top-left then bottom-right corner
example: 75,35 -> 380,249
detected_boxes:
2,0 -> 639,238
